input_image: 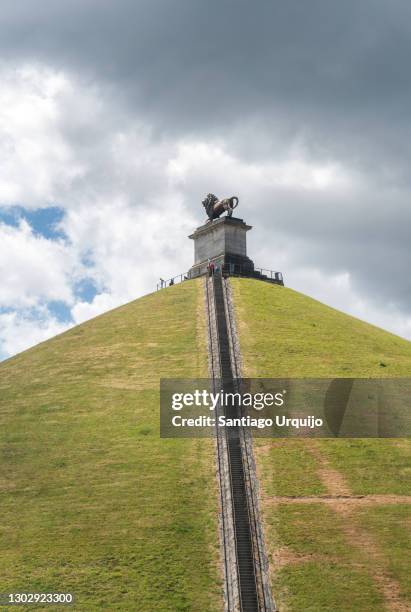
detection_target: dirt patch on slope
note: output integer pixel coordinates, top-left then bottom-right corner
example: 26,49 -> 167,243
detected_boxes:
265,440 -> 409,611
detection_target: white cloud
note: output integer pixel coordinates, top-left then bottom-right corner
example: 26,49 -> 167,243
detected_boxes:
0,63 -> 199,357
71,292 -> 123,325
0,310 -> 70,360
0,64 -> 85,206
286,266 -> 411,340
0,62 -> 409,359
0,219 -> 76,308
168,141 -> 353,193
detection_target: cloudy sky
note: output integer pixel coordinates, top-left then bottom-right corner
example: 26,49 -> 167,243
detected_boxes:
1,0 -> 410,359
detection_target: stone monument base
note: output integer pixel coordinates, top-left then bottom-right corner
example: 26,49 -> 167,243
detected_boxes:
188,217 -> 254,278
188,252 -> 255,278
187,215 -> 284,285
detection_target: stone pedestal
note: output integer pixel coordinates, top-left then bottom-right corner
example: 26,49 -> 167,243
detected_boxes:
188,217 -> 255,278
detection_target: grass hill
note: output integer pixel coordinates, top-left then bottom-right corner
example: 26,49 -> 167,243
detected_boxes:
0,277 -> 410,611
0,279 -> 221,611
231,278 -> 411,611
231,278 -> 411,377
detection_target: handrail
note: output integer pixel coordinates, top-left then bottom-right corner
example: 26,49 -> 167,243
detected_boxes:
224,265 -> 283,283
211,272 -> 244,607
157,265 -> 284,290
205,277 -> 233,610
156,272 -> 188,290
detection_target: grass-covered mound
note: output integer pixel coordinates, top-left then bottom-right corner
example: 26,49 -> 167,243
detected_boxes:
0,279 -> 222,611
231,278 -> 411,378
2,275 -> 409,611
231,278 -> 411,611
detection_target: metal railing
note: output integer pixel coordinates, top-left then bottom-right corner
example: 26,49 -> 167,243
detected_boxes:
157,265 -> 284,290
156,272 -> 189,291
224,264 -> 283,283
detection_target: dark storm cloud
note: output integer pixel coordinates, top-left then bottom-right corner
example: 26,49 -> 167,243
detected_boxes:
2,0 -> 411,169
1,0 -> 410,320
2,1 -> 411,137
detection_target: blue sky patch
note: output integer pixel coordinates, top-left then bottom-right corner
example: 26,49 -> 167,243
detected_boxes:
0,306 -> 14,315
0,206 -> 66,240
47,300 -> 73,323
74,279 -> 99,303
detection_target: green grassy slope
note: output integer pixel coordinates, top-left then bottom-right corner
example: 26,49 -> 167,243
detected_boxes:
231,278 -> 411,378
2,276 -> 410,611
231,278 -> 411,611
0,280 -> 222,611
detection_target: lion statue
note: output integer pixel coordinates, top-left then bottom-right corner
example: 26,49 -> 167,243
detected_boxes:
202,193 -> 239,221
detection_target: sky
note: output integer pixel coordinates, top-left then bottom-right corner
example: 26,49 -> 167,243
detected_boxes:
0,0 -> 410,360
